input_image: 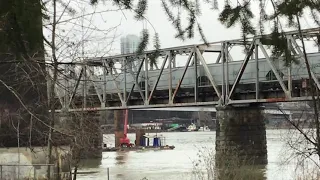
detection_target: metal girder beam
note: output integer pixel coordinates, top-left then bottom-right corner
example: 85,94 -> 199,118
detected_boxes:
227,52 -> 234,62
102,60 -> 107,103
68,67 -> 84,107
53,101 -> 220,112
168,52 -> 173,104
104,61 -> 125,105
255,43 -> 259,100
166,51 -> 176,69
46,68 -> 51,101
63,67 -> 70,110
126,58 -> 145,103
221,43 -> 226,104
154,62 -> 159,70
172,51 -> 194,102
215,53 -> 221,63
128,64 -> 145,102
216,45 -> 234,64
194,49 -> 198,103
52,94 -> 320,113
85,66 -> 103,103
83,65 -> 87,108
131,59 -> 139,72
228,40 -> 255,99
54,85 -> 64,107
195,47 -> 221,98
85,44 -> 221,64
229,95 -> 320,104
223,42 -> 230,103
257,40 -> 290,98
288,36 -> 320,90
148,55 -> 168,103
111,61 -> 118,75
48,68 -> 65,108
286,37 -> 293,98
122,58 -> 127,102
144,55 -> 149,105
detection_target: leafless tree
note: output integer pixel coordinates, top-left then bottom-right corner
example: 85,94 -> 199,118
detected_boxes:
43,1 -> 122,179
275,22 -> 320,178
0,0 -> 121,179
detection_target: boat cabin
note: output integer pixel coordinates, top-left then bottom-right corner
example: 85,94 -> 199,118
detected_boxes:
138,134 -> 167,147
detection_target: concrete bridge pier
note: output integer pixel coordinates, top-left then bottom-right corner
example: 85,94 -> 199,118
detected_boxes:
215,104 -> 267,167
114,110 -> 124,147
56,111 -> 103,159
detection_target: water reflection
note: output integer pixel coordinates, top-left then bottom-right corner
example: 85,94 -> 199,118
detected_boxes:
115,152 -> 128,165
79,158 -> 102,169
114,152 -> 129,179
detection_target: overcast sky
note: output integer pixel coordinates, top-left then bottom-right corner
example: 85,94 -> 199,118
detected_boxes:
91,0 -> 317,51
44,0 -> 319,65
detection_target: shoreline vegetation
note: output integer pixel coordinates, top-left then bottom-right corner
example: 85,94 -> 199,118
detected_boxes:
101,124 -> 299,134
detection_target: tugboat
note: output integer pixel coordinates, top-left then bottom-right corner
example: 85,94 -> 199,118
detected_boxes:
103,109 -> 175,152
198,126 -> 211,131
187,123 -> 198,131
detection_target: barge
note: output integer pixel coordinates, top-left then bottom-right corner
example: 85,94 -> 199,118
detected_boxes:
103,109 -> 175,152
103,134 -> 175,152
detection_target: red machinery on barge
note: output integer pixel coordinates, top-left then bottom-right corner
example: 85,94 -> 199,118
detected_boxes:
103,109 -> 175,152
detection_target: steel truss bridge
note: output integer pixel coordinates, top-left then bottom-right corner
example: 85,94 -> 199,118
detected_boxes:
49,28 -> 320,112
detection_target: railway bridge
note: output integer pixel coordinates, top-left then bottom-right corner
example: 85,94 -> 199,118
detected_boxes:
49,28 -> 320,164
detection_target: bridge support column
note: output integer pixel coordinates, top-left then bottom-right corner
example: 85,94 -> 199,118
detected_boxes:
75,111 -> 103,159
215,104 -> 267,166
57,111 -> 102,159
114,110 -> 124,147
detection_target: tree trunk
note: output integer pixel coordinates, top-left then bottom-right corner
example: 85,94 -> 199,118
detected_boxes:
296,15 -> 320,161
0,1 -> 48,147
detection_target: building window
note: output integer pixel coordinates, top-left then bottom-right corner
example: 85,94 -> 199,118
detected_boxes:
266,70 -> 284,81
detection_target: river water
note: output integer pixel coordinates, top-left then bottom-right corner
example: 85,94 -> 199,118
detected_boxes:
76,129 -> 304,180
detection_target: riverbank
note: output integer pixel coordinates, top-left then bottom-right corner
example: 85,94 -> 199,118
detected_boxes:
101,125 -> 296,134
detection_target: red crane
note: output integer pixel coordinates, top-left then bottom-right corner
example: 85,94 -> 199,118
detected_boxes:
119,109 -> 132,147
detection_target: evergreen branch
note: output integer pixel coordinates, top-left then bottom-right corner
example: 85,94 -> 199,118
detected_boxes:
136,29 -> 149,55
90,0 -> 98,5
149,32 -> 161,66
258,0 -> 266,35
219,5 -> 241,28
181,0 -> 191,10
212,0 -> 219,10
109,0 -> 133,9
134,0 -> 148,20
161,0 -> 176,22
186,7 -> 196,38
195,0 -> 202,15
310,9 -> 320,26
161,0 -> 185,40
197,23 -> 208,46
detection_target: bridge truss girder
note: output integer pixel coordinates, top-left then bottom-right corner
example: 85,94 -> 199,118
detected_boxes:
48,28 -> 320,112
